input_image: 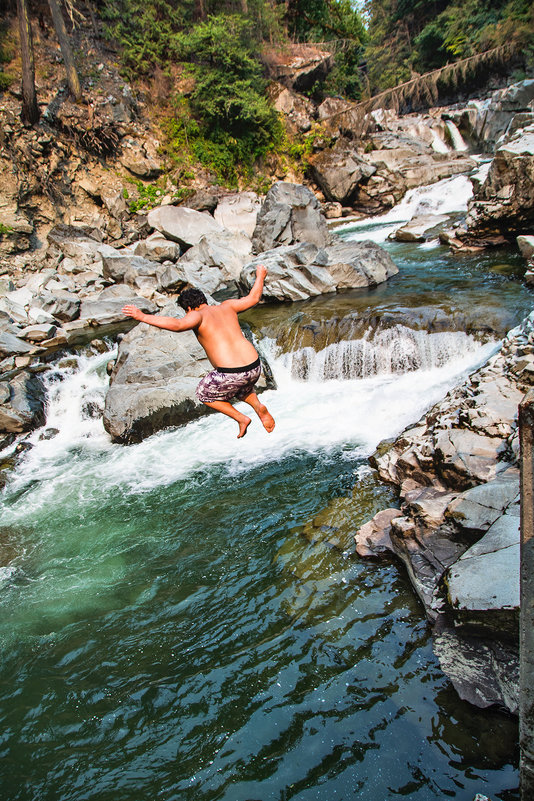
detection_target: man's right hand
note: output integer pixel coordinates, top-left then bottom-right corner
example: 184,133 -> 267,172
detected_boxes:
122,304 -> 145,321
257,264 -> 267,281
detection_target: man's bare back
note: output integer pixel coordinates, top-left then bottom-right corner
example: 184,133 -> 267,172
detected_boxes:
122,265 -> 275,438
187,302 -> 259,369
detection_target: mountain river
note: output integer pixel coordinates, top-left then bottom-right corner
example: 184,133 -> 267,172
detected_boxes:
0,176 -> 532,800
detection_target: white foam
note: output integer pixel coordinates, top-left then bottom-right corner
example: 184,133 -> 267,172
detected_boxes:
335,174 -> 474,243
0,334 -> 498,519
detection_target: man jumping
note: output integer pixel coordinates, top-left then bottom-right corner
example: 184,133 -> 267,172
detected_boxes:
122,265 -> 275,439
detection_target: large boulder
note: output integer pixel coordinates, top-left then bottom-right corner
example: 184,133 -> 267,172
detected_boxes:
240,239 -> 398,302
103,303 -> 273,443
444,502 -> 520,637
147,205 -> 223,249
0,372 -> 46,433
252,182 -> 332,254
309,143 -> 377,205
158,261 -> 225,298
179,230 -> 253,298
213,192 -> 261,237
79,285 -> 157,326
103,306 -> 210,443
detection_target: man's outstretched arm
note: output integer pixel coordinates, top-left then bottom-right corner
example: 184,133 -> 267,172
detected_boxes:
122,305 -> 201,332
226,265 -> 267,313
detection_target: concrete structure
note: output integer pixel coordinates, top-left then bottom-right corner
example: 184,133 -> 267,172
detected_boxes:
519,389 -> 534,799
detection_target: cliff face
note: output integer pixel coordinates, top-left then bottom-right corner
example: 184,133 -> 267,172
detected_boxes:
0,14 -> 170,261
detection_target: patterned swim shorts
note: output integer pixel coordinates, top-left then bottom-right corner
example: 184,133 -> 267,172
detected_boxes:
196,358 -> 262,403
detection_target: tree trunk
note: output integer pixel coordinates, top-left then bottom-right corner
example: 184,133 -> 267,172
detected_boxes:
17,0 -> 40,125
193,0 -> 206,22
241,0 -> 248,13
47,0 -> 82,101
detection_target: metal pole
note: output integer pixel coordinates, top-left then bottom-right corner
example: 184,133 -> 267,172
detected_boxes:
519,389 -> 534,799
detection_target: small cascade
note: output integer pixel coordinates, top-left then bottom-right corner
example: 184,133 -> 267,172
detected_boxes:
336,174 -> 473,243
430,129 -> 450,154
445,120 -> 469,152
273,326 -> 487,382
2,348 -> 117,481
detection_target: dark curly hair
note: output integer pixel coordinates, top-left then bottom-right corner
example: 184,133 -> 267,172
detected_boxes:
178,288 -> 208,311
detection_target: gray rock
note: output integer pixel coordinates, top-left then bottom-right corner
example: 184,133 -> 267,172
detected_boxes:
309,143 -> 377,204
35,291 -> 81,323
179,230 -> 252,287
433,626 -> 518,713
445,505 -> 520,636
251,182 -> 332,254
435,428 -> 506,488
326,239 -> 399,288
517,234 -> 534,259
462,124 -> 534,241
131,234 -> 181,262
0,372 -> 46,433
213,192 -> 261,237
241,239 -> 398,302
0,331 -> 35,357
147,205 -> 223,249
102,252 -> 159,285
446,469 -> 519,533
120,142 -> 162,178
79,285 -> 157,326
20,323 -> 57,342
272,83 -> 314,133
394,215 -> 450,242
158,261 -> 223,298
354,508 -> 402,557
182,190 -> 219,214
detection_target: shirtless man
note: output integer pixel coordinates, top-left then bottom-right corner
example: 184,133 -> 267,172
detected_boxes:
122,265 -> 275,439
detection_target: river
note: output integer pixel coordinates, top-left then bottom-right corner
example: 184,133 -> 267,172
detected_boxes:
0,175 -> 531,800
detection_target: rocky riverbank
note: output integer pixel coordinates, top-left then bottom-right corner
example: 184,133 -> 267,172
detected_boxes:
305,311 -> 534,715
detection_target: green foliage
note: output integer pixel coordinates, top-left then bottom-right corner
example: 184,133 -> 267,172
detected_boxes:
363,0 -> 534,94
0,72 -> 13,91
0,223 -> 14,236
286,0 -> 367,100
100,0 -> 191,76
125,179 -> 165,212
167,14 -> 283,184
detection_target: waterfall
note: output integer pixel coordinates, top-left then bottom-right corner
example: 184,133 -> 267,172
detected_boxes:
335,174 -> 473,243
445,120 -> 469,152
430,129 -> 450,154
273,326 -> 487,381
1,328 -> 497,500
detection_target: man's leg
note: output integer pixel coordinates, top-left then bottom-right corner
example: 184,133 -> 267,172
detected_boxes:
240,391 -> 275,433
202,400 -> 251,438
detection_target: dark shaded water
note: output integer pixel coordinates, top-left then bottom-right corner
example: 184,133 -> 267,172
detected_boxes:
0,231 -> 530,800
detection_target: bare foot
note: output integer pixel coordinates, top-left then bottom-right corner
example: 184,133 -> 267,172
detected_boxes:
237,416 -> 251,438
257,404 -> 275,433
